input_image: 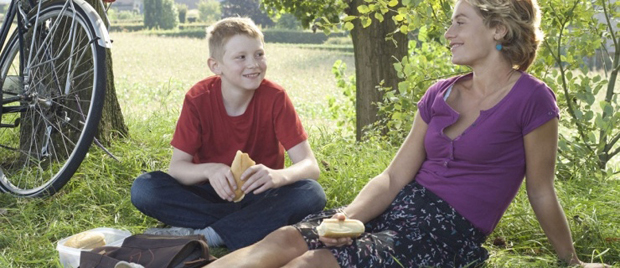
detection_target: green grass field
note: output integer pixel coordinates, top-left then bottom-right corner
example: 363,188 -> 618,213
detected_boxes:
0,32 -> 618,267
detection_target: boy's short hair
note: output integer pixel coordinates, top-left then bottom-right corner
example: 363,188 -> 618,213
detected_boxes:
206,17 -> 264,60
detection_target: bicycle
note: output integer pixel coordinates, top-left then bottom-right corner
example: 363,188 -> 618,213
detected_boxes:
0,0 -> 111,197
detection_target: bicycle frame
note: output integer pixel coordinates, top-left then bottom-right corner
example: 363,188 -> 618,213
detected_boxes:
0,0 -> 112,196
0,0 -> 111,121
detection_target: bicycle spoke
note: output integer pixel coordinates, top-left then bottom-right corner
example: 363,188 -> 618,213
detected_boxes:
0,1 -> 105,196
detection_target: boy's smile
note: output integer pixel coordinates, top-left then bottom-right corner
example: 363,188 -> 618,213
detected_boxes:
213,34 -> 267,93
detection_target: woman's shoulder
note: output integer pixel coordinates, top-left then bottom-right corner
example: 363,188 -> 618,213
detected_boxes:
424,73 -> 471,99
513,72 -> 556,100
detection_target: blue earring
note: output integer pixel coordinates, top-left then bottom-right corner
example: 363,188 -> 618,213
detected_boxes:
496,44 -> 503,51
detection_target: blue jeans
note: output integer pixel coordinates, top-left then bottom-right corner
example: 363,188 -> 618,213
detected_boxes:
130,171 -> 326,250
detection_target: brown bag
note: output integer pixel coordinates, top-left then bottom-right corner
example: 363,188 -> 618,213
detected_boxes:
79,234 -> 216,268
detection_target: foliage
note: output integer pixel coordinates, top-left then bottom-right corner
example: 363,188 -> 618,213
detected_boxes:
262,29 -> 346,44
197,0 -> 221,24
221,0 -> 274,27
108,9 -> 141,22
261,0 -> 347,29
135,28 -> 348,44
187,9 -> 200,23
274,13 -> 301,30
143,0 -> 179,30
327,60 -> 356,135
177,4 -> 188,23
531,0 -> 620,177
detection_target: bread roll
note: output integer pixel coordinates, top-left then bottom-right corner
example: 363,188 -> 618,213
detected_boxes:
316,219 -> 365,238
64,231 -> 106,249
230,150 -> 255,202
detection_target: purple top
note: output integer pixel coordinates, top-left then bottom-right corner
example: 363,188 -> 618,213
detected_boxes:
416,72 -> 559,234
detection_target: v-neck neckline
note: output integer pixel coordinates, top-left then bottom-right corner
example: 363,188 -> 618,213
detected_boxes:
441,71 -> 524,141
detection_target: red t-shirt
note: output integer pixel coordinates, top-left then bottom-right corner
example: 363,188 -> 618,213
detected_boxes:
171,76 -> 308,169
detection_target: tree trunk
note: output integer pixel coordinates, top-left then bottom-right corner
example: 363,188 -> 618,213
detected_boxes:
89,0 -> 128,144
348,0 -> 408,141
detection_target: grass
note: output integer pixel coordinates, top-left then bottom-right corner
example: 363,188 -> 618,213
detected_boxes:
0,32 -> 619,267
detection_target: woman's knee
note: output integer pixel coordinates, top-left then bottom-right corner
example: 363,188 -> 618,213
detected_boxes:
283,249 -> 340,268
265,226 -> 307,249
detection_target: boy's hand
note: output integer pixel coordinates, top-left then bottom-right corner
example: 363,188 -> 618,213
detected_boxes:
206,164 -> 237,201
240,164 -> 283,194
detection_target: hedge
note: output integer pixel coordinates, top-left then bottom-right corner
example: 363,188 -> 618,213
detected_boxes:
110,25 -> 350,45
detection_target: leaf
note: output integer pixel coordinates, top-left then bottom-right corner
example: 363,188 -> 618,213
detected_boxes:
375,12 -> 384,22
399,25 -> 408,34
358,5 -> 370,14
394,14 -> 405,21
344,22 -> 354,31
388,0 -> 399,7
343,15 -> 357,22
361,16 -> 372,28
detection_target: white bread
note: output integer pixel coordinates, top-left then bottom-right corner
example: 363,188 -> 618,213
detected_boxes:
64,231 -> 106,249
316,219 -> 365,238
230,150 -> 255,202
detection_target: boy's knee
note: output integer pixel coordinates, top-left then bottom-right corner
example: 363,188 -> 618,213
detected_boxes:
130,171 -> 167,209
297,179 -> 327,211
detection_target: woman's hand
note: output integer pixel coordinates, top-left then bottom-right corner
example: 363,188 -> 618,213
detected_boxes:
318,213 -> 354,247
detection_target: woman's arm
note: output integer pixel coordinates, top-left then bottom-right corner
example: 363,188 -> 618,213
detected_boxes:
343,112 -> 428,223
524,118 -> 587,265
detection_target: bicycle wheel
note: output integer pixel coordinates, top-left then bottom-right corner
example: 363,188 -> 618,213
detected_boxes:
0,0 -> 106,197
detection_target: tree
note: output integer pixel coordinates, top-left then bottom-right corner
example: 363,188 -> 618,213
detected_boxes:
198,0 -> 222,23
533,0 -> 620,175
160,0 -> 179,29
143,0 -> 179,29
89,0 -> 128,144
222,0 -> 274,27
262,0 -> 407,140
274,13 -> 301,30
177,4 -> 188,23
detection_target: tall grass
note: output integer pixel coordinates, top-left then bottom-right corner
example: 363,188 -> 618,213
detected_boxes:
0,33 -> 618,267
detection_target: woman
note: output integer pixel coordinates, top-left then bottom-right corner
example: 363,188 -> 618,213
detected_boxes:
207,0 -> 609,267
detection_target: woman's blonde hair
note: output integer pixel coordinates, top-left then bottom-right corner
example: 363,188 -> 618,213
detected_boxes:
463,0 -> 544,71
206,17 -> 264,60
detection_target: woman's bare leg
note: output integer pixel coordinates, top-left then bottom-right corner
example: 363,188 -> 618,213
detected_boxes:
207,226 -> 308,268
282,249 -> 340,268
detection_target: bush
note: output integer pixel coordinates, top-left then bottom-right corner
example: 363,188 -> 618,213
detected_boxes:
144,0 -> 179,30
262,29 -> 347,44
177,4 -> 188,23
198,0 -> 221,23
140,28 -> 350,45
109,23 -> 145,32
274,13 -> 301,30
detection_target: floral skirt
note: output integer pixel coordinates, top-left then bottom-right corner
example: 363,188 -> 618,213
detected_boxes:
292,181 -> 488,268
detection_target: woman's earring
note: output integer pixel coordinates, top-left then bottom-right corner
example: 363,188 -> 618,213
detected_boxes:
496,44 -> 503,51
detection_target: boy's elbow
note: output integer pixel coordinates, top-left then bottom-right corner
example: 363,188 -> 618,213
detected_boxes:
167,166 -> 191,185
308,162 -> 320,180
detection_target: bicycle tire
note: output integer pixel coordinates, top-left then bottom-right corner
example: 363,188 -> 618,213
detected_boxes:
0,0 -> 106,197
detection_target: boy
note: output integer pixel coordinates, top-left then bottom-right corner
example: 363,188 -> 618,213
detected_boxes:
130,17 -> 326,251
